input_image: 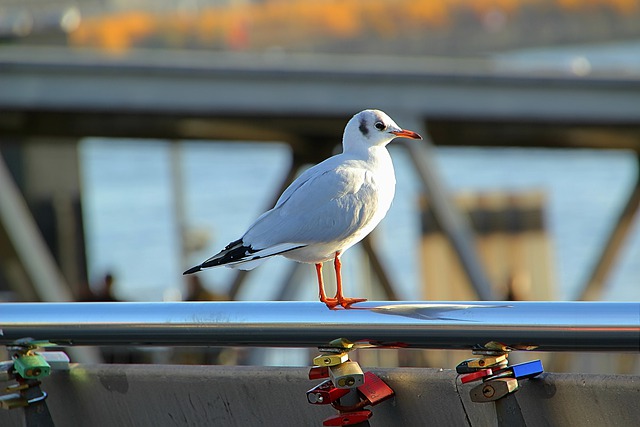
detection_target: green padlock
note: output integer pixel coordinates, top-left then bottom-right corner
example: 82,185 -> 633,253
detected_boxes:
13,353 -> 51,379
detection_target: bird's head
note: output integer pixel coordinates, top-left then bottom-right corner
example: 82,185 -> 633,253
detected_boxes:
343,109 -> 422,151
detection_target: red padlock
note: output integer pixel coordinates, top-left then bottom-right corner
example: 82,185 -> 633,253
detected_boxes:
307,380 -> 350,405
323,410 -> 372,426
460,368 -> 493,384
332,371 -> 395,412
309,365 -> 329,380
357,372 -> 394,406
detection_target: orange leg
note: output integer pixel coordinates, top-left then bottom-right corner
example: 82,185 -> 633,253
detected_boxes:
333,252 -> 367,308
316,263 -> 338,309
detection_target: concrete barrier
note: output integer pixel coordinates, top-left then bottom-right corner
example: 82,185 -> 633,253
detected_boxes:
1,365 -> 638,426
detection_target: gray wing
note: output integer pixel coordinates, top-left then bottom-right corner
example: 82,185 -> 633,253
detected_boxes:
242,159 -> 379,249
184,158 -> 381,273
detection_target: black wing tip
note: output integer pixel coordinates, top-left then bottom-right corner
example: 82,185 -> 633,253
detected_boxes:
183,239 -> 254,274
183,265 -> 201,275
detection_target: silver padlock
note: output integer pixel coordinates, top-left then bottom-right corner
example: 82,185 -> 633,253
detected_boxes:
39,352 -> 70,371
328,361 -> 364,389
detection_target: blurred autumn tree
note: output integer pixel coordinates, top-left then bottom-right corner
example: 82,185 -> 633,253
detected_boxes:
68,0 -> 640,54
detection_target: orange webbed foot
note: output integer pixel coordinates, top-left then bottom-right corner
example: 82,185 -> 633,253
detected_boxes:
338,297 -> 367,309
321,298 -> 340,310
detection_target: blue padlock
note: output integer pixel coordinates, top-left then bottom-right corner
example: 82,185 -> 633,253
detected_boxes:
508,360 -> 543,379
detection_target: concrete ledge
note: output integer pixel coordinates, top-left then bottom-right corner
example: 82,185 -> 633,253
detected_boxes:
1,365 -> 638,426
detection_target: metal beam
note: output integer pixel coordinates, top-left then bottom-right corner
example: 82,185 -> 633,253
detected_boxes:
0,155 -> 73,302
1,47 -> 640,132
578,154 -> 640,300
400,136 -> 496,300
0,301 -> 637,351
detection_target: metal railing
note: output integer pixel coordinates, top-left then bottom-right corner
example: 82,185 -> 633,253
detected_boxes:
0,301 -> 638,352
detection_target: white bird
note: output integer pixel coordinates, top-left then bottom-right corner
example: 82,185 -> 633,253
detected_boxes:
184,109 -> 422,309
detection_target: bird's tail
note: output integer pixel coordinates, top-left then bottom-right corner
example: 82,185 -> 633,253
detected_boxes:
183,239 -> 304,274
183,239 -> 251,274
183,265 -> 202,274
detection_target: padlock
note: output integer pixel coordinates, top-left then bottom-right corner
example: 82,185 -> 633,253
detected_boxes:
472,342 -> 510,357
318,338 -> 355,354
493,360 -> 543,380
480,341 -> 510,352
323,410 -> 372,426
470,378 -> 519,403
456,359 -> 476,374
0,361 -> 15,382
357,372 -> 394,406
329,361 -> 364,389
332,371 -> 396,412
0,391 -> 48,410
0,390 -> 47,410
468,354 -> 507,369
5,382 -> 29,393
307,380 -> 350,405
13,353 -> 51,379
460,368 -> 493,384
0,393 -> 28,410
457,354 -> 508,374
39,351 -> 70,371
313,352 -> 349,367
509,360 -> 543,379
309,366 -> 329,380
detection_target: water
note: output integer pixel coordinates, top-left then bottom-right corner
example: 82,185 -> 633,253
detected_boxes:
79,138 -> 640,303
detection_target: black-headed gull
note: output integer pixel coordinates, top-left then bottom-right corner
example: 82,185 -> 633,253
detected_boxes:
184,109 -> 422,308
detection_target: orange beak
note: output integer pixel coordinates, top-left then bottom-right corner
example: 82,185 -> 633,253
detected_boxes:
391,129 -> 422,140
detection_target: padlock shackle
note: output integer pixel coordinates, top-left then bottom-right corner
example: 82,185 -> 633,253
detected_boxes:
331,399 -> 368,413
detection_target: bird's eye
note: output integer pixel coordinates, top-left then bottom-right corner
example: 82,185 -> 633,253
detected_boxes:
374,121 -> 386,131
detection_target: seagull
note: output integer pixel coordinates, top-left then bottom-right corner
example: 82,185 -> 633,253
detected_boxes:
184,109 -> 422,309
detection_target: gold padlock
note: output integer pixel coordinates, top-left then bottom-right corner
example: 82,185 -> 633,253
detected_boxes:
313,352 -> 349,367
328,338 -> 354,350
5,383 -> 29,393
0,393 -> 28,410
470,378 -> 519,403
318,338 -> 355,355
329,361 -> 364,389
468,354 -> 508,369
